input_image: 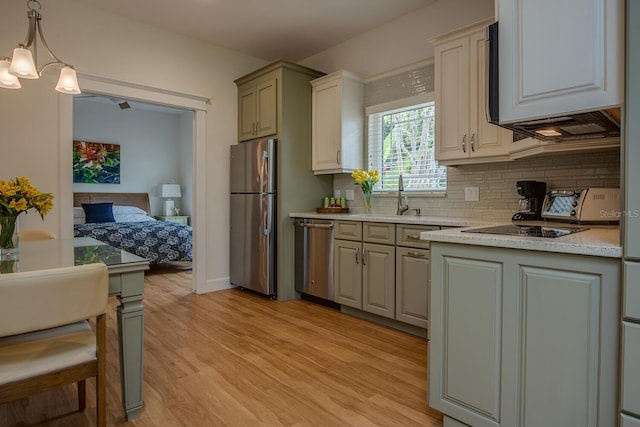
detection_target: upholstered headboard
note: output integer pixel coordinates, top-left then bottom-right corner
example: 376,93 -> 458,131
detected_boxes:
73,192 -> 151,214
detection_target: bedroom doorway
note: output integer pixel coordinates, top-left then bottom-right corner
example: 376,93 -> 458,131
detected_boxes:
60,75 -> 209,293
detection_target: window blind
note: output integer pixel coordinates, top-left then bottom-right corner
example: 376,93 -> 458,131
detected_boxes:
367,101 -> 446,193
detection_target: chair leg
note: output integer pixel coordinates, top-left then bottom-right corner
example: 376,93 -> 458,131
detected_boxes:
96,313 -> 107,427
77,380 -> 87,411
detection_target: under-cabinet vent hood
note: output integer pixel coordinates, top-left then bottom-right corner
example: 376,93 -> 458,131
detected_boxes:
496,108 -> 621,142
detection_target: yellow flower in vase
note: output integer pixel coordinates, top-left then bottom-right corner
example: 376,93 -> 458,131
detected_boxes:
351,169 -> 379,212
0,177 -> 54,259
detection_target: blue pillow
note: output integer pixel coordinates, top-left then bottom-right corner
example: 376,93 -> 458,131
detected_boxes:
81,203 -> 115,223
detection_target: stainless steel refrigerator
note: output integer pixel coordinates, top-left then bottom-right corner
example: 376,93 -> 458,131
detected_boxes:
230,138 -> 276,296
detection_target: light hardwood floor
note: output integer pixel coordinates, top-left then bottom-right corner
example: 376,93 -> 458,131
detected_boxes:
0,266 -> 443,426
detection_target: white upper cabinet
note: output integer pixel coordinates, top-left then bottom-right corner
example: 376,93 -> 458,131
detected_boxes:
433,19 -> 514,165
498,0 -> 623,123
311,70 -> 364,174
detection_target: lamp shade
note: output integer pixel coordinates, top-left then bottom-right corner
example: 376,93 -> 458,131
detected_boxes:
55,67 -> 81,94
160,184 -> 181,198
0,59 -> 21,89
8,47 -> 38,79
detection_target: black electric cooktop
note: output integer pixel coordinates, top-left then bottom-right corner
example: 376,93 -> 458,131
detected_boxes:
462,224 -> 589,238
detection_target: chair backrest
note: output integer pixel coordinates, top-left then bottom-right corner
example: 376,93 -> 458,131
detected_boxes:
0,263 -> 108,337
20,229 -> 56,242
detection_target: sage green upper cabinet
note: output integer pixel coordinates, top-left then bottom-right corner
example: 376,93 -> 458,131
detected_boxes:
433,19 -> 514,166
237,76 -> 277,141
498,0 -> 623,123
311,70 -> 364,174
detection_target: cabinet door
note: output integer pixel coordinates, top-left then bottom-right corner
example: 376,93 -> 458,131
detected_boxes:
468,29 -> 510,159
362,243 -> 395,319
429,248 -> 503,427
498,0 -> 622,122
312,79 -> 341,171
622,322 -> 640,417
434,36 -> 469,162
255,79 -> 277,138
334,239 -> 362,308
622,414 -> 640,427
237,78 -> 277,141
238,86 -> 257,141
395,247 -> 429,328
514,265 -> 605,427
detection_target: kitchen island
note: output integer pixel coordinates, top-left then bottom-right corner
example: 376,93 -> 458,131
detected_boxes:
424,224 -> 621,427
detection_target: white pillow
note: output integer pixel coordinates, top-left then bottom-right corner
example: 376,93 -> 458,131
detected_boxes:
73,207 -> 86,224
112,205 -> 148,216
114,213 -> 155,223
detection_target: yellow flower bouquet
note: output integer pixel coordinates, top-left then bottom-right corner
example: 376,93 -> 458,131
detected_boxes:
0,177 -> 54,257
351,169 -> 379,212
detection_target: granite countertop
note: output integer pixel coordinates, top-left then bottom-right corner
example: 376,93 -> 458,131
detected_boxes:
289,212 -> 491,227
422,223 -> 622,258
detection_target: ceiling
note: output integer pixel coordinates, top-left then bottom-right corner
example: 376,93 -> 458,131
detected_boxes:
69,0 -> 437,62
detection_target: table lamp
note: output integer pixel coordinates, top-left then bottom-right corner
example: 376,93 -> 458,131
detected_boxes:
160,184 -> 181,216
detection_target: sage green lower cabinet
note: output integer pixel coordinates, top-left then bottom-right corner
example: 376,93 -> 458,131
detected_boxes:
622,321 -> 640,417
334,239 -> 363,308
429,242 -> 620,427
362,242 -> 395,318
334,221 -> 395,319
622,414 -> 640,427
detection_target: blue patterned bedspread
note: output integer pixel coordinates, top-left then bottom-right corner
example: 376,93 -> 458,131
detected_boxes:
74,221 -> 192,263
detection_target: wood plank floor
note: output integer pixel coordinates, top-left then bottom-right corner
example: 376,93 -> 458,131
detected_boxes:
0,266 -> 443,426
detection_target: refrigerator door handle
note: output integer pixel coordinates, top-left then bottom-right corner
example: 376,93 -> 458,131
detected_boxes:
263,194 -> 272,236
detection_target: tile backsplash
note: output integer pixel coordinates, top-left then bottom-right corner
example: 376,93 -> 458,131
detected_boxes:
334,150 -> 621,221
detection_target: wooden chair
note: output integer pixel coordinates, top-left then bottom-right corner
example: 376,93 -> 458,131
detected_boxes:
0,263 -> 108,426
19,229 -> 57,241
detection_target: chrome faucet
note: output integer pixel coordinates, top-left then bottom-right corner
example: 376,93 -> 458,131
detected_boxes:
397,174 -> 409,215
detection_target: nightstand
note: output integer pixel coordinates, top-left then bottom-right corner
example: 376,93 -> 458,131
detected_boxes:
154,215 -> 189,225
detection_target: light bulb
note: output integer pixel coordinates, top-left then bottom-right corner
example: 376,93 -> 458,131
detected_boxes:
0,59 -> 21,89
8,47 -> 38,79
55,67 -> 81,94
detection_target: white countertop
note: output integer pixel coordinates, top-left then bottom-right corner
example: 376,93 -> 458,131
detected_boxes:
289,212 -> 621,258
289,212 -> 491,227
422,224 -> 621,258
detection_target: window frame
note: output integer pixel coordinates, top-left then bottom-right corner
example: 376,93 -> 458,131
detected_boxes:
365,92 -> 446,196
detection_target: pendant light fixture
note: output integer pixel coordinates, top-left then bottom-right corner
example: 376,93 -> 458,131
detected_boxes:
1,0 -> 81,94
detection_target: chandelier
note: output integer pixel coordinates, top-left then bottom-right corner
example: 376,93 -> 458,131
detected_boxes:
0,0 -> 81,94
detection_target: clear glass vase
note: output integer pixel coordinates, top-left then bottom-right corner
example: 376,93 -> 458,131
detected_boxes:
0,215 -> 19,260
363,190 -> 372,213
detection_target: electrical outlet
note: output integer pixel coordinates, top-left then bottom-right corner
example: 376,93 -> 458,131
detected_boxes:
334,189 -> 341,198
465,187 -> 480,201
345,189 -> 355,201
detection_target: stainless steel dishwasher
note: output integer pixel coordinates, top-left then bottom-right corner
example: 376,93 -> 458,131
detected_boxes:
294,218 -> 334,301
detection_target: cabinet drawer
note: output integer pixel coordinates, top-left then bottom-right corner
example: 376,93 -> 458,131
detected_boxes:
625,262 -> 640,321
621,414 -> 640,427
397,224 -> 439,249
363,222 -> 395,245
334,221 -> 362,241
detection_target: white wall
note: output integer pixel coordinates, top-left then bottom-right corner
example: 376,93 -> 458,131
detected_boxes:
73,99 -> 191,216
0,0 -> 267,290
300,0 -> 494,77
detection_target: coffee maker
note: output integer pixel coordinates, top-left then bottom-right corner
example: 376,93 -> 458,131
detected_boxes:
512,180 -> 547,221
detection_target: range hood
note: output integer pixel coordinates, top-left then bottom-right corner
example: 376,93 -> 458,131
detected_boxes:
486,22 -> 621,143
495,108 -> 621,142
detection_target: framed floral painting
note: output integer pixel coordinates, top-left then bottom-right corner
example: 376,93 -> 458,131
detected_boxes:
73,141 -> 121,184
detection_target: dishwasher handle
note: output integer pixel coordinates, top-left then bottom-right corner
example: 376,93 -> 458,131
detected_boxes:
302,223 -> 333,229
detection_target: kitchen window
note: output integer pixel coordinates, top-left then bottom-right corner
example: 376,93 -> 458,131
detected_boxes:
366,93 -> 446,194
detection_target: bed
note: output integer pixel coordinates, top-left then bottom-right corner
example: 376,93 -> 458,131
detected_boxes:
73,192 -> 192,264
